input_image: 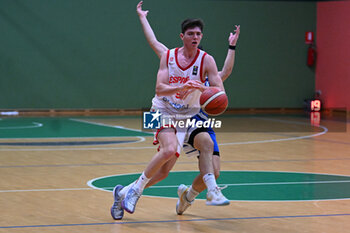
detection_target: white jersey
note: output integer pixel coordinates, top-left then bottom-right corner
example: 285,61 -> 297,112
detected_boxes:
152,48 -> 207,119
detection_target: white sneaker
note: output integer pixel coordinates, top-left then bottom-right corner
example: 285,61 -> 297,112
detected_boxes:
122,186 -> 141,214
176,184 -> 193,215
206,186 -> 230,206
110,185 -> 124,220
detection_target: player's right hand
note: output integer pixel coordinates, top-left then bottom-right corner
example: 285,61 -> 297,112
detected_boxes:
182,80 -> 203,91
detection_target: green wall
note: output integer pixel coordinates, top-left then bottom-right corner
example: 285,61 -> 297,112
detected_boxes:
0,0 -> 316,109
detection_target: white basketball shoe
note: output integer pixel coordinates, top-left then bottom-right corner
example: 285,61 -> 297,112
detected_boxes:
176,184 -> 193,215
110,185 -> 124,220
122,186 -> 141,214
206,186 -> 230,206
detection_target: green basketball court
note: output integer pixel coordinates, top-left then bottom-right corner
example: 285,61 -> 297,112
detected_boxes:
0,117 -> 151,139
88,171 -> 350,201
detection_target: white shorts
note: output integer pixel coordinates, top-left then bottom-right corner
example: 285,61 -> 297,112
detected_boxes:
150,105 -> 193,156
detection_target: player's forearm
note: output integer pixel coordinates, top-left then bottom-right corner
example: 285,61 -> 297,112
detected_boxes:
155,83 -> 183,96
211,81 -> 225,92
155,65 -> 182,96
138,15 -> 167,58
139,16 -> 157,46
220,49 -> 235,82
220,25 -> 240,81
207,74 -> 225,92
205,55 -> 225,92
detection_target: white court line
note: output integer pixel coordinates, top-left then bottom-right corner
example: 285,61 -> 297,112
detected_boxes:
0,117 -> 328,151
2,180 -> 350,193
70,118 -> 147,133
0,136 -> 147,151
220,117 -> 328,146
0,122 -> 43,129
124,180 -> 350,188
0,136 -> 145,140
103,180 -> 350,189
0,188 -> 93,193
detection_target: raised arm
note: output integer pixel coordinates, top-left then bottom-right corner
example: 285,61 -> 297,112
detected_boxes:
137,1 -> 168,58
218,25 -> 240,81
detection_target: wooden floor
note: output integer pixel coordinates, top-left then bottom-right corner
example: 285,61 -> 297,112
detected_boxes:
0,115 -> 349,233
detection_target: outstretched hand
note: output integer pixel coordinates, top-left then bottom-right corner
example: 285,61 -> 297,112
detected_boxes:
229,25 -> 240,46
137,1 -> 149,17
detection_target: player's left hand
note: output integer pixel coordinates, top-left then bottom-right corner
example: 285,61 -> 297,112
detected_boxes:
229,25 -> 240,46
137,1 -> 149,18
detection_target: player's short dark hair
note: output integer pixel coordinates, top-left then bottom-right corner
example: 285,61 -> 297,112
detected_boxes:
181,18 -> 204,34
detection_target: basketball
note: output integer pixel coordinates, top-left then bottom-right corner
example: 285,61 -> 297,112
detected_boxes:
200,87 -> 228,116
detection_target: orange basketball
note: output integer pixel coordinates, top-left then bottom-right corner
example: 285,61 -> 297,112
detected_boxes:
200,87 -> 228,116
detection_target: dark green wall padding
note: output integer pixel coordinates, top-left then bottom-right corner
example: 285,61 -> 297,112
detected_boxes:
0,0 -> 316,109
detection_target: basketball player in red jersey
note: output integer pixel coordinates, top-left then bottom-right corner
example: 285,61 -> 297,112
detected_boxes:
111,2 -> 236,220
132,1 -> 240,216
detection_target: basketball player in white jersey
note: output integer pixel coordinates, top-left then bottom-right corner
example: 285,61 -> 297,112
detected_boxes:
132,1 -> 240,216
111,14 -> 229,220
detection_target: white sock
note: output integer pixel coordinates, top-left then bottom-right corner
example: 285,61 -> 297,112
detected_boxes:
119,181 -> 136,198
203,173 -> 217,191
133,172 -> 151,193
186,185 -> 199,202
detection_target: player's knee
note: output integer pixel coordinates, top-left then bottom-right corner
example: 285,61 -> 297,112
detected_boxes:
200,138 -> 214,154
161,145 -> 177,159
